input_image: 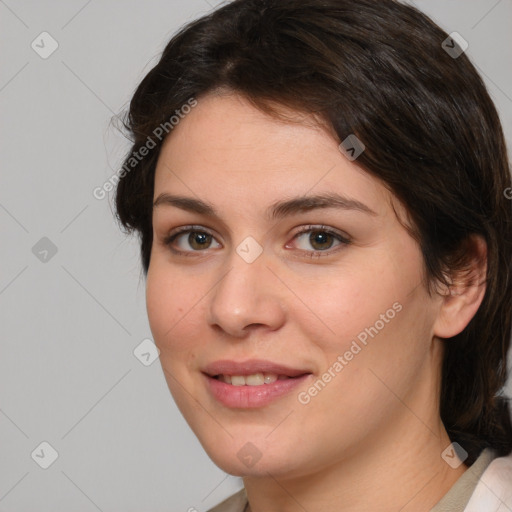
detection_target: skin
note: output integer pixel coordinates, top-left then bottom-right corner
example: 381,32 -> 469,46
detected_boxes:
146,91 -> 487,512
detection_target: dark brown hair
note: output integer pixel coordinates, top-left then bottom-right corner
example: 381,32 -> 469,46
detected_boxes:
114,0 -> 512,463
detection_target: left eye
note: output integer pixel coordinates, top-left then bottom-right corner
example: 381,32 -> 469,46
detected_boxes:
290,228 -> 350,252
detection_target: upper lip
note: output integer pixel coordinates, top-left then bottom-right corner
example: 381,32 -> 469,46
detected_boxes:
203,359 -> 312,377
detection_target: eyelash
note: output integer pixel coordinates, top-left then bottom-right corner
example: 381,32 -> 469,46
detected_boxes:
162,224 -> 351,258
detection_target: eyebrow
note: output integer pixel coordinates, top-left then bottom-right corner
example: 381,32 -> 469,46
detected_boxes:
152,192 -> 378,219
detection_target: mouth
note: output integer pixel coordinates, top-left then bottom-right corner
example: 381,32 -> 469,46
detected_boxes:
213,373 -> 297,385
202,359 -> 313,408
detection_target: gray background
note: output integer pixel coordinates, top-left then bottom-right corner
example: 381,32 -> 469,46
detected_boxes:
1,1 -> 511,511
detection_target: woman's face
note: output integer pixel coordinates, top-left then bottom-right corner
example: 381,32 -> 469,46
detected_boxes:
146,91 -> 445,478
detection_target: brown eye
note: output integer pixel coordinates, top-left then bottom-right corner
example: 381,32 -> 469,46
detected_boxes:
290,226 -> 351,256
188,231 -> 213,250
164,228 -> 221,253
308,231 -> 335,250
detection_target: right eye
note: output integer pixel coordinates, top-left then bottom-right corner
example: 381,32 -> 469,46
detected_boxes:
163,227 -> 222,255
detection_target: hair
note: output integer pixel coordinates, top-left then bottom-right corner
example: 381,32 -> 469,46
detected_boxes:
114,0 -> 512,464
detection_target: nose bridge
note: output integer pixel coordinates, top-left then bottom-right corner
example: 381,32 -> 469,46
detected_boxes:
207,243 -> 285,336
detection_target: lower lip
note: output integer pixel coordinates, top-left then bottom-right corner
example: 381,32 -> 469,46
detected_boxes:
204,374 -> 311,408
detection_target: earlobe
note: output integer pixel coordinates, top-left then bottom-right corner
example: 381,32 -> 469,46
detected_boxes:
433,235 -> 487,339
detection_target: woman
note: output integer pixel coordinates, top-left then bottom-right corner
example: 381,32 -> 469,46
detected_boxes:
114,0 -> 512,510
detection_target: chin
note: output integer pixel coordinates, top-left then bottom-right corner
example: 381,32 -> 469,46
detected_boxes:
198,433 -> 309,479
208,452 -> 296,478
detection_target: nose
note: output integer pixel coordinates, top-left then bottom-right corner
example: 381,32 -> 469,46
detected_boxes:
207,248 -> 287,338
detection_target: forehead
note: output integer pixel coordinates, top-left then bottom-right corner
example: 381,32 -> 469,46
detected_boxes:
153,92 -> 393,218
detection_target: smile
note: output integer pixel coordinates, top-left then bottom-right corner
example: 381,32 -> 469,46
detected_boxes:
215,373 -> 290,385
202,359 -> 312,408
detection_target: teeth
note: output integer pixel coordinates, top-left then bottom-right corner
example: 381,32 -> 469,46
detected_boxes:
245,373 -> 264,385
218,373 -> 283,385
231,375 -> 246,386
263,373 -> 278,384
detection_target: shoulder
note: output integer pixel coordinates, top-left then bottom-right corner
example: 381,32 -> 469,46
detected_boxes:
464,451 -> 512,511
206,488 -> 248,512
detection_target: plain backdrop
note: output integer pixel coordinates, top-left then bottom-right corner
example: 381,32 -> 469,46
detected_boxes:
1,1 -> 511,511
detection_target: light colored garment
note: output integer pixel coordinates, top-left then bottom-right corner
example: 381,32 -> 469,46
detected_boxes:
430,448 -> 496,511
464,450 -> 512,512
207,449 -> 512,512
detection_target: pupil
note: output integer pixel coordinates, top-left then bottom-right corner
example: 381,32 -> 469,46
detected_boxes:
310,231 -> 332,250
190,232 -> 210,249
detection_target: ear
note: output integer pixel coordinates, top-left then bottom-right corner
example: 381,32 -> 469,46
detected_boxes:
433,235 -> 487,339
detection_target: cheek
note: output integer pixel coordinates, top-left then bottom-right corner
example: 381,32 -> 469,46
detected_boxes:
290,271 -> 432,447
145,262 -> 201,356
295,257 -> 408,351
294,244 -> 431,379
